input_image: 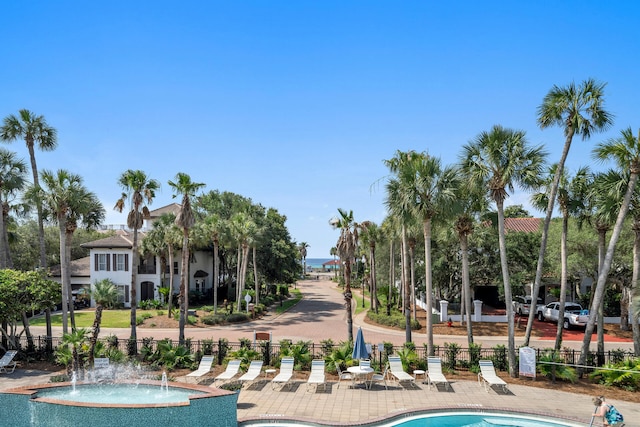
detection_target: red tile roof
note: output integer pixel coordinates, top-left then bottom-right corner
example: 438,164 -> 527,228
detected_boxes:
504,217 -> 541,233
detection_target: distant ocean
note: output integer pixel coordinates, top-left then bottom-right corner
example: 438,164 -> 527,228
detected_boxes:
305,258 -> 333,269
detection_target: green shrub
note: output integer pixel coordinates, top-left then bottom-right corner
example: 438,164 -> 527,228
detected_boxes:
227,313 -> 249,323
202,313 -> 225,325
366,311 -> 420,330
537,351 -> 577,383
590,358 -> 640,391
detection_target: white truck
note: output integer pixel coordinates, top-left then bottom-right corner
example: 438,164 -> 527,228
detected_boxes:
537,302 -> 590,329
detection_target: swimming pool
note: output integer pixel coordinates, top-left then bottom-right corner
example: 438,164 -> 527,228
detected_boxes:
240,410 -> 584,427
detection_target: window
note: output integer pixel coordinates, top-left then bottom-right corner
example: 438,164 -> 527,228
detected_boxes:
95,254 -> 109,271
116,285 -> 130,304
113,254 -> 129,271
173,261 -> 178,274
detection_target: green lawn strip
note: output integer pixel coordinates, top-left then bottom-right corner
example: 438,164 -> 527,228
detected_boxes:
29,310 -> 148,328
353,289 -> 370,315
274,289 -> 302,314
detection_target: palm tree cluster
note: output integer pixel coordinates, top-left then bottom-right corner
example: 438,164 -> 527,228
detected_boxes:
331,78 -> 640,376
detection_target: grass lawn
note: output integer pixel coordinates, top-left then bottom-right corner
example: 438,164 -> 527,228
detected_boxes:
28,310 -> 152,328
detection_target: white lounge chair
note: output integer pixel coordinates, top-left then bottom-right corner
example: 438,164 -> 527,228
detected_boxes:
388,356 -> 416,387
0,350 -> 17,374
239,360 -> 264,387
213,359 -> 241,386
368,363 -> 389,390
271,357 -> 295,390
478,360 -> 508,393
427,356 -> 450,390
185,355 -> 215,383
306,359 -> 326,392
334,362 -> 353,388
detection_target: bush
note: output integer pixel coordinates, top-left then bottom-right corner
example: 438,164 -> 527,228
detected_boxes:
136,312 -> 153,325
538,350 -> 577,383
202,313 -> 226,325
590,358 -> 640,391
366,311 -> 420,330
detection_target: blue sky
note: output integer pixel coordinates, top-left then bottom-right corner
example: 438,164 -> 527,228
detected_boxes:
1,1 -> 639,258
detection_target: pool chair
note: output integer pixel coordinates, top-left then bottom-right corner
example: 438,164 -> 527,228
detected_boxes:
334,362 -> 353,388
239,360 -> 264,387
478,360 -> 508,393
306,359 -> 326,392
185,355 -> 215,383
426,357 -> 450,390
213,359 -> 241,386
271,357 -> 295,390
368,363 -> 389,390
388,356 -> 416,388
0,350 -> 17,374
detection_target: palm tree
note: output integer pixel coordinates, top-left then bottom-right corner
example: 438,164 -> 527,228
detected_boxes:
532,165 -> 590,350
1,110 -> 57,343
404,151 -> 458,355
114,170 -> 159,347
578,127 -> 640,368
0,149 -> 27,269
461,125 -> 546,377
203,214 -> 223,313
330,208 -> 359,342
33,169 -> 93,334
298,242 -> 309,279
451,176 -> 488,346
360,221 -> 381,313
88,279 -> 119,366
329,246 -> 338,279
230,212 -> 256,311
168,172 -> 205,346
0,109 -> 57,269
524,79 -> 613,346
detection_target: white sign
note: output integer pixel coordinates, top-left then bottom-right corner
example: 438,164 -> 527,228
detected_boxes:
244,294 -> 252,313
519,347 -> 536,378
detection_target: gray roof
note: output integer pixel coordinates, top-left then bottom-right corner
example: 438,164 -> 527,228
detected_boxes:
80,232 -> 144,249
148,203 -> 181,219
49,256 -> 91,278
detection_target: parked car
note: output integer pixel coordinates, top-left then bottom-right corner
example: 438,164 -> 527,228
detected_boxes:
537,302 -> 590,329
512,296 -> 544,316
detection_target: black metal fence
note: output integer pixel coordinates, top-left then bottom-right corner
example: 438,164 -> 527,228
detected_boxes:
9,335 -> 636,374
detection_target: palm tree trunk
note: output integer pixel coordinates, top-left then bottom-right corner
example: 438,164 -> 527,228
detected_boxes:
524,129 -> 574,346
597,229 -> 606,363
423,218 -> 434,355
344,260 -> 353,342
410,244 -> 416,322
167,245 -> 174,318
496,199 -> 516,377
89,305 -> 103,367
213,240 -> 219,314
178,230 -> 190,345
632,221 -> 640,355
388,239 -> 394,315
554,214 -> 569,350
579,173 -> 638,370
130,226 -> 139,344
253,246 -> 259,306
0,195 -> 7,268
58,218 -> 69,335
402,225 -> 411,343
65,230 -> 76,331
460,232 -> 474,345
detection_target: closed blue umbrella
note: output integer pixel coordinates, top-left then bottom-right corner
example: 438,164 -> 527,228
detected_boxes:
352,327 -> 369,360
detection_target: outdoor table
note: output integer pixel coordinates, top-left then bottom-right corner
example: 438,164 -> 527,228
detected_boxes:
264,369 -> 277,379
413,369 -> 426,384
347,366 -> 374,389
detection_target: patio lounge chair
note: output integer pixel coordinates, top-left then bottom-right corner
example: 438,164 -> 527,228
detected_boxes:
239,360 -> 264,387
426,357 -> 450,390
0,350 -> 17,374
335,362 -> 353,388
368,363 -> 389,390
213,359 -> 241,386
185,355 -> 215,383
306,359 -> 326,392
388,356 -> 416,387
271,357 -> 295,390
478,360 -> 508,393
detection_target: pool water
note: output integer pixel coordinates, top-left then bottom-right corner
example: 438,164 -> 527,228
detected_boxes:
241,411 -> 582,427
37,383 -> 204,404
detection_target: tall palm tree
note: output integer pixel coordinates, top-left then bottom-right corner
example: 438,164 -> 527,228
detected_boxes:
114,170 -> 159,347
451,176 -> 488,346
401,151 -> 458,355
531,165 -> 590,350
34,169 -> 93,334
359,221 -> 381,313
0,109 -> 57,269
299,242 -> 309,279
330,208 -> 359,342
203,214 -> 223,313
168,172 -> 205,345
1,109 -> 57,342
524,79 -> 613,346
0,149 -> 27,269
461,125 -> 546,377
88,278 -> 119,366
579,127 -> 640,368
230,212 -> 256,311
329,246 -> 338,279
